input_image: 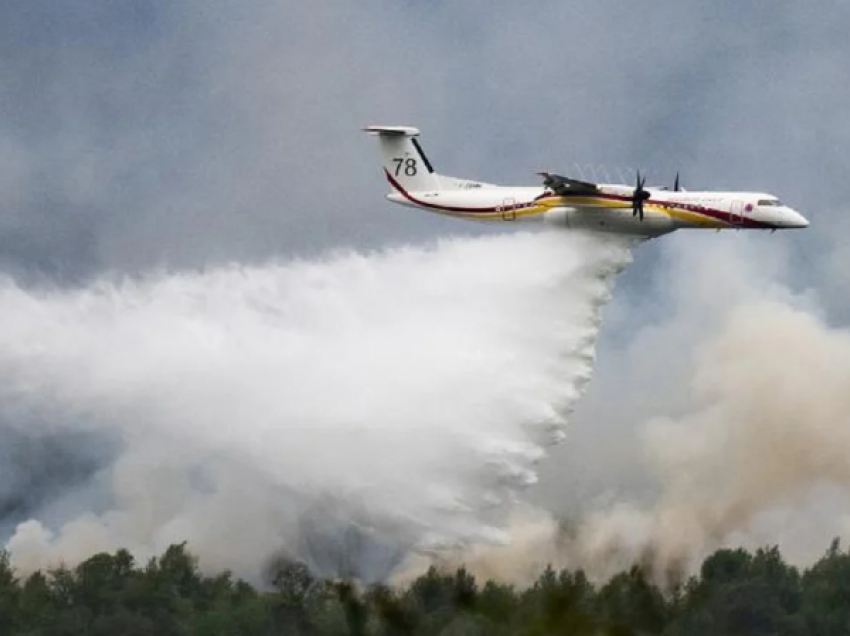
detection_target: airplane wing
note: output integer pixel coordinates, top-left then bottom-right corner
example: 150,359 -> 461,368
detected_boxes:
537,172 -> 599,195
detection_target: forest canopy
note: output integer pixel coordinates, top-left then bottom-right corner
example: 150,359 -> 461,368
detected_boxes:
0,540 -> 849,635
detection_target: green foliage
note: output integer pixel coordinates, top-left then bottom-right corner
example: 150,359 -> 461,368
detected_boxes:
0,550 -> 19,635
801,538 -> 850,636
516,565 -> 614,636
367,583 -> 418,635
3,541 -> 850,634
597,566 -> 666,634
666,546 -> 805,636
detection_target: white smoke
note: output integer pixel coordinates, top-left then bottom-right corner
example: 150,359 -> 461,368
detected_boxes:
0,230 -> 632,581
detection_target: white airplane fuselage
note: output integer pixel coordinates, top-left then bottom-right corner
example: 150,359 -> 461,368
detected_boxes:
367,126 -> 809,237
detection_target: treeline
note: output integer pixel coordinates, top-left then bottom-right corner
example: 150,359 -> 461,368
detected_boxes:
0,540 -> 849,635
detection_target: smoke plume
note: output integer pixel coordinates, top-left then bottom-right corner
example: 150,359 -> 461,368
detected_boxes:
574,298 -> 850,583
446,290 -> 850,588
0,230 -> 631,581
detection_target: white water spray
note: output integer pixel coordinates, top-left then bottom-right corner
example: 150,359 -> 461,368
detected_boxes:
0,231 -> 632,580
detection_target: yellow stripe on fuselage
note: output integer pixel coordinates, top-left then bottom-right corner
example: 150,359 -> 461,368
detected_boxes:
543,195 -> 730,228
444,194 -> 732,228
451,205 -> 548,220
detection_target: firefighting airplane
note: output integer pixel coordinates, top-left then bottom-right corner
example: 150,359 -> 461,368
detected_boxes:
364,125 -> 809,237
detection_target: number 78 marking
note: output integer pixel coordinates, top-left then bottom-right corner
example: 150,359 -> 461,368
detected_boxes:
393,158 -> 418,177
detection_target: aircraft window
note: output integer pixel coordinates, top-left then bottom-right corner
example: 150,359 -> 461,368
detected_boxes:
757,199 -> 782,207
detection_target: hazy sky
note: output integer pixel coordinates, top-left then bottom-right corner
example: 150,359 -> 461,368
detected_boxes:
2,1 -> 849,574
1,1 -> 844,278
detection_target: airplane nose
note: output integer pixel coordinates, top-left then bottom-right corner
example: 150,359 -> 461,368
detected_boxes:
779,209 -> 809,228
789,210 -> 809,228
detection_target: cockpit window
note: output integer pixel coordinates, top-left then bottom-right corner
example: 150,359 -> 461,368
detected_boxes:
757,199 -> 782,207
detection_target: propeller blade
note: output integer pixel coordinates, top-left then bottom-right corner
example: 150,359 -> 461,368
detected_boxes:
631,169 -> 651,221
632,171 -> 640,217
674,172 -> 680,192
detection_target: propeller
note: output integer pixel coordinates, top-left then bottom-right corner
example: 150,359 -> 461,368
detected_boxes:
674,172 -> 680,192
632,171 -> 651,220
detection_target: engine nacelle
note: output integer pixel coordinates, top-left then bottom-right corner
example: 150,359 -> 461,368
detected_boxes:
542,207 -> 599,230
543,205 -> 675,235
541,207 -> 571,227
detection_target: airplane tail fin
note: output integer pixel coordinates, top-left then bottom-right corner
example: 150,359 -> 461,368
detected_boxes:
363,126 -> 443,193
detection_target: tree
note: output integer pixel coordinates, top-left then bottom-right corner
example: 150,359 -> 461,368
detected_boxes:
0,550 -> 19,634
368,583 -> 418,636
476,580 -> 517,630
667,547 -> 805,636
336,581 -> 368,636
267,557 -> 318,635
520,566 -> 604,636
802,538 -> 850,636
74,550 -> 136,616
597,566 -> 666,634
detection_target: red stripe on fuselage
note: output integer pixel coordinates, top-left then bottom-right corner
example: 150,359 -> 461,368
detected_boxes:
385,170 -> 500,213
385,170 -> 776,228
